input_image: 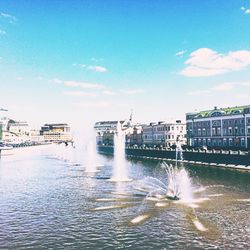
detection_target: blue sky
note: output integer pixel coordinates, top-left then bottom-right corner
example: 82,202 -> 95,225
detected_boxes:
1,0 -> 250,133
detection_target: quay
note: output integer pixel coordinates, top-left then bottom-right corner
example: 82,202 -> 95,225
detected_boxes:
97,145 -> 250,172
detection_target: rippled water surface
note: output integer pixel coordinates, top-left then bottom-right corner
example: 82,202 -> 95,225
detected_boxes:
0,145 -> 249,249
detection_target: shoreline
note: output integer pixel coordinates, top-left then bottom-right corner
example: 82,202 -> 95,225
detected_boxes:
97,145 -> 250,172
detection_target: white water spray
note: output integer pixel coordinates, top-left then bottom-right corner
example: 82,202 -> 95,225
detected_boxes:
176,139 -> 183,162
112,121 -> 130,181
85,141 -> 98,173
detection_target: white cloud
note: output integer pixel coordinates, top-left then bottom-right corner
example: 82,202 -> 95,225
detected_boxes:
241,6 -> 250,14
120,89 -> 145,95
51,78 -> 63,84
73,63 -> 86,68
211,82 -> 235,91
91,57 -> 103,62
0,12 -> 17,23
64,80 -> 105,89
0,29 -> 6,35
63,91 -> 98,97
87,65 -> 107,73
180,48 -> 250,77
73,63 -> 107,73
16,77 -> 23,81
51,78 -> 105,89
175,50 -> 186,57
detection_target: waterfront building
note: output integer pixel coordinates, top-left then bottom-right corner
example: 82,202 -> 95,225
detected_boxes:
30,129 -> 45,143
186,105 -> 250,149
40,123 -> 72,142
94,120 -> 133,145
8,120 -> 30,137
0,117 -> 31,144
142,120 -> 186,147
126,124 -> 143,146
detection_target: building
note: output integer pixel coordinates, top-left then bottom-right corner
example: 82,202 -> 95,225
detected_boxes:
142,120 -> 186,147
94,120 -> 133,145
40,123 -> 72,142
0,117 -> 31,144
186,105 -> 250,149
126,124 -> 143,146
8,120 -> 30,137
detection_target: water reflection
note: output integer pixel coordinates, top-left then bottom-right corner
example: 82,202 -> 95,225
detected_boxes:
0,145 -> 249,249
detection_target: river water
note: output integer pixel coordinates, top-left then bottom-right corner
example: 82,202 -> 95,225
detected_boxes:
0,144 -> 249,249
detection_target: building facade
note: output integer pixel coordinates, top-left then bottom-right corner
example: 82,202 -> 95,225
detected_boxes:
186,105 -> 250,149
94,120 -> 133,145
0,117 -> 31,144
142,120 -> 186,147
40,123 -> 72,142
126,124 -> 143,146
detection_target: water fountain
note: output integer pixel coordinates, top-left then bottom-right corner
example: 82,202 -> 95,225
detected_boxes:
175,137 -> 183,162
111,121 -> 130,182
135,162 -> 193,202
85,140 -> 98,173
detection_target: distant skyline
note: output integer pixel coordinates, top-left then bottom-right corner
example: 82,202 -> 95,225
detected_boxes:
1,0 -> 250,135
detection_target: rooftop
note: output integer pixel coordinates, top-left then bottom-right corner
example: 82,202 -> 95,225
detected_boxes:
187,105 -> 250,119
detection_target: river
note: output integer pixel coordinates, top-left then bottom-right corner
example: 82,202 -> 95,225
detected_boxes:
0,144 -> 249,249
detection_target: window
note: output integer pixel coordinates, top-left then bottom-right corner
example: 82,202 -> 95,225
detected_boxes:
235,127 -> 238,135
223,128 -> 227,135
217,127 -> 221,136
202,128 -> 206,136
212,128 -> 216,136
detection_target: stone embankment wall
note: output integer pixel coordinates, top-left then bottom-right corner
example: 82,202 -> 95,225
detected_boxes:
97,146 -> 250,170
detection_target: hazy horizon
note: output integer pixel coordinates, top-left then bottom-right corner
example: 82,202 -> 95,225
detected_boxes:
1,1 -> 250,135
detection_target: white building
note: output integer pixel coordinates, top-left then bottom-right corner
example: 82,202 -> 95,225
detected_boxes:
142,120 -> 186,147
94,120 -> 133,145
0,117 -> 31,144
40,123 -> 72,142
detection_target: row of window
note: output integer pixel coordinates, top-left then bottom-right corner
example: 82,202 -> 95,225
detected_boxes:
143,134 -> 185,140
193,138 -> 246,147
143,126 -> 184,132
189,127 -> 250,137
190,118 -> 250,128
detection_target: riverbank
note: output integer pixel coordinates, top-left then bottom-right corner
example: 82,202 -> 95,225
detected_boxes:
0,142 -> 51,158
97,145 -> 250,172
